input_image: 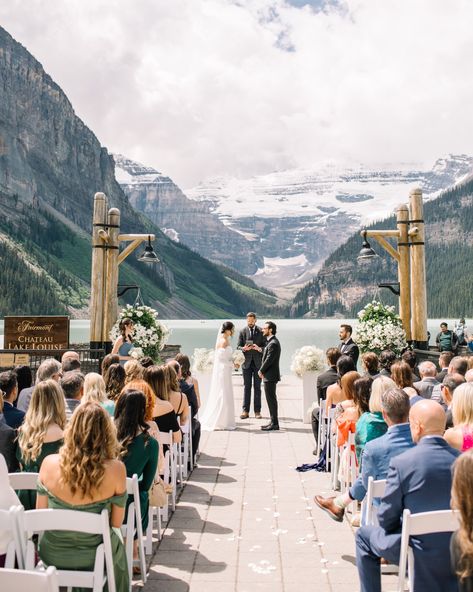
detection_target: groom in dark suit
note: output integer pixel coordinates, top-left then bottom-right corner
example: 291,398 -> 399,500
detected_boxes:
237,312 -> 266,419
259,321 -> 281,431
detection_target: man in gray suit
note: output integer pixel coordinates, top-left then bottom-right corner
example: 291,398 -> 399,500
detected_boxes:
237,312 -> 266,419
413,361 -> 440,399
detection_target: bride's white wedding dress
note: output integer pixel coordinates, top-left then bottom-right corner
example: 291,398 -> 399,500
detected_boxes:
200,344 -> 236,431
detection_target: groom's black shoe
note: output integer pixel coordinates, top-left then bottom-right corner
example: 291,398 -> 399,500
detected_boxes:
261,423 -> 279,431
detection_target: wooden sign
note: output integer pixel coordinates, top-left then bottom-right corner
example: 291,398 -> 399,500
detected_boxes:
4,316 -> 69,351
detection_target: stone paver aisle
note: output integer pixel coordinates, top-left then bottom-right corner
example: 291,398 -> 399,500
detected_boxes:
141,375 -> 369,592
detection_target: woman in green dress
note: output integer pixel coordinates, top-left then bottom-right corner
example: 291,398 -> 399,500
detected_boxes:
37,402 -> 129,592
115,388 -> 159,564
355,375 -> 389,463
17,379 -> 66,509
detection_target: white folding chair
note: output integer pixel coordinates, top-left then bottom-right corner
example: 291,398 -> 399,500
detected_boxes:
179,420 -> 193,481
144,465 -> 163,555
0,506 -> 23,568
397,508 -> 460,592
9,472 -> 40,491
0,565 -> 59,592
363,477 -> 387,526
316,401 -> 326,459
18,507 -> 117,592
121,475 -> 147,589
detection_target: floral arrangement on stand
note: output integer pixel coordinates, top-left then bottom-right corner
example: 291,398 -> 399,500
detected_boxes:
232,350 -> 245,369
354,300 -> 407,355
110,304 -> 170,362
192,348 -> 215,373
291,345 -> 326,378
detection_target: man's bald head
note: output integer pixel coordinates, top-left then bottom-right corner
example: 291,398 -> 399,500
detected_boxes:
465,369 -> 473,383
61,351 -> 80,363
409,399 -> 446,443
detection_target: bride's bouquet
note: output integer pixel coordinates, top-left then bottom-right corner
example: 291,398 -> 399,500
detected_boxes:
291,345 -> 325,378
232,350 -> 245,369
192,348 -> 215,373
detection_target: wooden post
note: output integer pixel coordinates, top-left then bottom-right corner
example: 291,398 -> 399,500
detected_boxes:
409,188 -> 428,349
90,193 -> 108,350
102,208 -> 121,353
396,204 -> 411,341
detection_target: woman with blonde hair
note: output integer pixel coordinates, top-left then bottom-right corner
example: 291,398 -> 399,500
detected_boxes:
17,380 -> 66,509
354,376 -> 389,462
82,372 -> 115,416
445,383 -> 473,451
451,450 -> 473,591
37,403 -> 128,592
124,359 -> 143,385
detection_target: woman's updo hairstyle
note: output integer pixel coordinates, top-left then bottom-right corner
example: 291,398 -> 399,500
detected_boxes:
221,321 -> 234,333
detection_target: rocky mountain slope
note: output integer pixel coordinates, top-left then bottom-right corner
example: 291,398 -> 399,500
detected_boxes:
289,176 -> 473,318
0,25 -> 275,319
114,155 -> 262,274
186,156 -> 473,295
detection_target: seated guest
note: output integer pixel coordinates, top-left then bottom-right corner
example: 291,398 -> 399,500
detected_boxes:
413,360 -> 440,398
310,348 -> 341,449
124,379 -> 160,440
450,449 -> 473,592
379,350 -> 397,378
334,370 -> 361,420
115,389 -> 159,561
14,365 -> 33,399
391,361 -> 422,405
124,359 -> 143,385
436,373 -> 466,429
437,351 -> 455,382
165,362 -> 190,425
361,352 -> 380,379
355,376 -> 388,462
140,356 -> 155,369
61,351 -> 80,365
449,356 -> 469,377
17,358 -> 62,412
0,370 -> 24,429
17,380 -> 66,509
104,363 -> 126,402
0,397 -> 18,472
173,355 -> 201,459
143,365 -> 182,446
325,356 -> 357,414
355,399 -> 460,592
0,454 -> 21,568
62,358 -> 81,373
100,353 -> 120,376
60,372 -> 84,421
37,403 -> 129,592
466,369 -> 473,383
401,350 -> 420,382
314,388 -> 414,521
82,372 -> 115,416
445,383 -> 473,452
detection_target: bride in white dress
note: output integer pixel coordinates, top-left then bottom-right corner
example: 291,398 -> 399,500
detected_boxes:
200,321 -> 236,431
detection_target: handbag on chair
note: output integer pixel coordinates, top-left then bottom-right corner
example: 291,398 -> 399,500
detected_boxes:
149,477 -> 167,507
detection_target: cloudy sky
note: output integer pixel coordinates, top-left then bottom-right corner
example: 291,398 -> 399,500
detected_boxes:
1,0 -> 472,187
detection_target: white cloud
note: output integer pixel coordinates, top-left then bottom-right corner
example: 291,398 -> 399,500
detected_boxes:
1,0 -> 473,187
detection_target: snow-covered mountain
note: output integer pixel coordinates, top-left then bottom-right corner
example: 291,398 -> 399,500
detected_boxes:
185,154 -> 473,295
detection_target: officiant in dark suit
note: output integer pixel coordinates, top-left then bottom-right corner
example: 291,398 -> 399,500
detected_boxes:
339,324 -> 359,366
259,321 -> 281,431
237,312 -> 266,419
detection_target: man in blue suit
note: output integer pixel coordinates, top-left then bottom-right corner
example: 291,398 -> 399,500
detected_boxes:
314,388 -> 414,521
355,399 -> 460,592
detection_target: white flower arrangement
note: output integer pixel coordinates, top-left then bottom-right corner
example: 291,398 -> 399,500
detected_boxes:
110,304 -> 170,362
291,345 -> 326,378
192,348 -> 215,373
354,300 -> 407,355
232,350 -> 245,367
130,347 -> 144,360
